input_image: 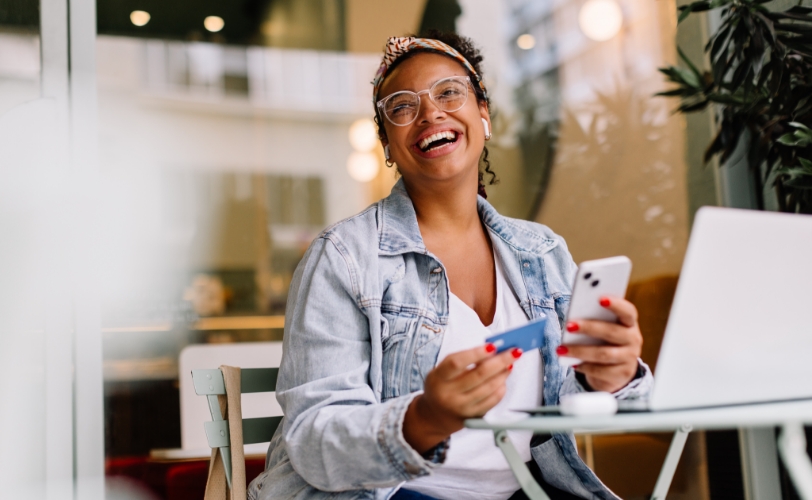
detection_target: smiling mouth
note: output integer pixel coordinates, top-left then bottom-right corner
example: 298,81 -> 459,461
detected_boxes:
416,131 -> 460,153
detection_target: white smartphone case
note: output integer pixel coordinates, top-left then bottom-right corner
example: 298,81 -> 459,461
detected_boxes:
559,256 -> 632,366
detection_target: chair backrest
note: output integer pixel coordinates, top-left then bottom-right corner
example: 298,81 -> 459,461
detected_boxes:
179,342 -> 283,453
192,367 -> 282,442
191,367 -> 282,490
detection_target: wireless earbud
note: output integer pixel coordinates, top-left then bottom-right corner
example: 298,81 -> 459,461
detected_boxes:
384,145 -> 390,160
482,118 -> 491,140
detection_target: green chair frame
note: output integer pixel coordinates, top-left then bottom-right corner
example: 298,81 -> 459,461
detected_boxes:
191,367 -> 282,490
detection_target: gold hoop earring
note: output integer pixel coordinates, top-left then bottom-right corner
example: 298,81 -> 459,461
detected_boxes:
385,159 -> 395,168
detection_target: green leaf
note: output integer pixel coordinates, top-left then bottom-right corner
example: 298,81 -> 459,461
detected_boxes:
777,133 -> 801,145
707,93 -> 745,105
690,3 -> 713,13
787,126 -> 812,142
776,168 -> 809,178
655,88 -> 689,97
781,39 -> 812,52
775,161 -> 812,175
769,12 -> 812,22
710,24 -> 733,61
679,100 -> 710,113
753,12 -> 776,44
658,66 -> 678,78
658,66 -> 692,84
730,62 -> 751,93
784,176 -> 812,189
794,97 -> 810,113
797,100 -> 812,118
786,6 -> 812,15
777,129 -> 812,146
775,23 -> 812,34
704,131 -> 723,162
674,66 -> 702,88
678,5 -> 693,23
677,46 -> 705,85
788,122 -> 812,133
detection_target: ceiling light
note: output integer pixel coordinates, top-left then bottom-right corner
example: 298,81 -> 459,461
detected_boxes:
579,0 -> 623,42
347,152 -> 379,183
349,118 -> 378,152
516,34 -> 536,50
204,16 -> 225,33
130,10 -> 150,27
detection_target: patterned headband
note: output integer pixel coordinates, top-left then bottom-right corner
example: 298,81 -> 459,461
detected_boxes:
371,36 -> 488,104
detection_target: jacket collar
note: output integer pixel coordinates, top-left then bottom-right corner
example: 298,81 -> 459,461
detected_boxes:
378,179 -> 558,256
377,179 -> 427,256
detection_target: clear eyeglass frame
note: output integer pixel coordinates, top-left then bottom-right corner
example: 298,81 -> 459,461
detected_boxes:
376,75 -> 472,126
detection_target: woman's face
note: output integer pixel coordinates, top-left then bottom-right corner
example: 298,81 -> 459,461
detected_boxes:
378,53 -> 491,188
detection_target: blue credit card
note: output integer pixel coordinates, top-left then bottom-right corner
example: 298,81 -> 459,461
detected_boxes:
485,316 -> 547,354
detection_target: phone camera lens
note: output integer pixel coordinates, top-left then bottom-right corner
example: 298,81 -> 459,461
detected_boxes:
584,272 -> 592,280
591,280 -> 600,287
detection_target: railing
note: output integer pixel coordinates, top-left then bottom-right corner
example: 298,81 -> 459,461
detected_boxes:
143,40 -> 380,115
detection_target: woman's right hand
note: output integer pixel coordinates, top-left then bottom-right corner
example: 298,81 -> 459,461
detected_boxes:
403,344 -> 521,454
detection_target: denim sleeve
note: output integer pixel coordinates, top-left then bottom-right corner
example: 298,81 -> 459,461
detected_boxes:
559,359 -> 653,400
275,236 -> 440,492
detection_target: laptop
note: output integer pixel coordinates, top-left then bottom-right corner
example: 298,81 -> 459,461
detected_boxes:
526,206 -> 812,414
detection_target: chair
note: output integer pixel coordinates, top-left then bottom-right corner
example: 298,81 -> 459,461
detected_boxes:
191,367 -> 282,490
179,342 -> 284,456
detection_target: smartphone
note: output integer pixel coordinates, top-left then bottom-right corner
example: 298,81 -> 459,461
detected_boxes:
559,256 -> 632,366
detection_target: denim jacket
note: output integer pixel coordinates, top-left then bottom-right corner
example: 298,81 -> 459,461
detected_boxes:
249,180 -> 653,500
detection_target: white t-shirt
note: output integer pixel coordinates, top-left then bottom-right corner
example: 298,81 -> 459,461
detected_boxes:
405,249 -> 543,500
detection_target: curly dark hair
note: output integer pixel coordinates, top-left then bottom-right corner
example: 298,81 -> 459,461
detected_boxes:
373,30 -> 498,197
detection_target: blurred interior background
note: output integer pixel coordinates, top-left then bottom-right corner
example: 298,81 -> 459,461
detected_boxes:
1,0 -> 808,498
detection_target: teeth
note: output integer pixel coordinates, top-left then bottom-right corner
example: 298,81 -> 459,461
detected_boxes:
418,131 -> 456,151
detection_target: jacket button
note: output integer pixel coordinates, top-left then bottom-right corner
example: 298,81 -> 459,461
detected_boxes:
523,262 -> 530,268
431,267 -> 442,274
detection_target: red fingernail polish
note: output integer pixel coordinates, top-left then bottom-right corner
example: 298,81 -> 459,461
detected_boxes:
600,297 -> 611,307
566,322 -> 579,332
508,365 -> 513,371
511,348 -> 523,359
556,346 -> 569,356
485,343 -> 496,353
573,365 -> 581,370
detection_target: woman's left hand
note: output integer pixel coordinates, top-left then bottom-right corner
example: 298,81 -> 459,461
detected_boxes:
556,296 -> 643,393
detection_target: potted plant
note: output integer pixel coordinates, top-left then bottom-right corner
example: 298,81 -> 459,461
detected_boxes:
658,0 -> 812,213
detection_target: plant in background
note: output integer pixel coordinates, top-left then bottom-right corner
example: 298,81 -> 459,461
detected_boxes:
658,0 -> 812,213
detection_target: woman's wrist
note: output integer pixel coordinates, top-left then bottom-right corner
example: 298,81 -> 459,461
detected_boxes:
579,360 -> 641,393
402,395 -> 458,454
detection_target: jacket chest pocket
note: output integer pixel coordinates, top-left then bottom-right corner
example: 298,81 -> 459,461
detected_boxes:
380,312 -> 420,401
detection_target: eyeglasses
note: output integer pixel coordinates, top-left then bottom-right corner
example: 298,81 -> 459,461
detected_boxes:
376,76 -> 472,126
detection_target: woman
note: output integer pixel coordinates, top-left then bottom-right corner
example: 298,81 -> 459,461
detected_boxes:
249,32 -> 652,500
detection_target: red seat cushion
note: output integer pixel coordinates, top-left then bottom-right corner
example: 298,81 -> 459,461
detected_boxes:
166,461 -> 209,500
166,457 -> 267,500
107,455 -> 267,500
